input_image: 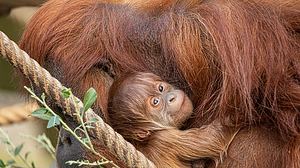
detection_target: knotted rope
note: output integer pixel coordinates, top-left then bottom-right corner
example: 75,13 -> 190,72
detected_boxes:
0,31 -> 156,168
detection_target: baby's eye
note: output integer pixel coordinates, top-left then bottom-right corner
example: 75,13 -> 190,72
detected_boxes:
151,97 -> 160,107
158,83 -> 164,92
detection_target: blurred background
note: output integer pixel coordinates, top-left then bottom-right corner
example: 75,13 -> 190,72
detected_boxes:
0,1 -> 57,167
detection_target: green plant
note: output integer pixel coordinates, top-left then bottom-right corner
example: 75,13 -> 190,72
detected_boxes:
24,133 -> 56,160
25,86 -> 116,167
0,128 -> 36,168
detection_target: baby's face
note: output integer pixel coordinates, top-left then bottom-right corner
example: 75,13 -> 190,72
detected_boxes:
121,72 -> 194,127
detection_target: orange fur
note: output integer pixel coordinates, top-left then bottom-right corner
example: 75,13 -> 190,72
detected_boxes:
19,0 -> 300,167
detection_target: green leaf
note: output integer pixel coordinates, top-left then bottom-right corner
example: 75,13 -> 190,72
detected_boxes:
31,108 -> 53,120
6,160 -> 15,166
25,152 -> 30,160
3,140 -> 10,145
82,138 -> 89,144
0,160 -> 5,167
31,162 -> 36,168
83,88 -> 97,112
14,144 -> 24,156
62,88 -> 72,99
47,116 -> 61,128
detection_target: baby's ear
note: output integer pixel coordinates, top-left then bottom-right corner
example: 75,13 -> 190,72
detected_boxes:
135,129 -> 151,141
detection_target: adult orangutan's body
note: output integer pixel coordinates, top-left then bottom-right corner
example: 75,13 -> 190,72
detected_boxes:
19,0 -> 300,167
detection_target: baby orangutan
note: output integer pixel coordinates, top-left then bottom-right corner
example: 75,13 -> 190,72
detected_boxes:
108,72 -> 239,168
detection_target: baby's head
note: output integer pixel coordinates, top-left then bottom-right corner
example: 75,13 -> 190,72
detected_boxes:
108,72 -> 193,141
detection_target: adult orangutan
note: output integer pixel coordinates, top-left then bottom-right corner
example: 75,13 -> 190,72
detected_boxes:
19,0 -> 300,167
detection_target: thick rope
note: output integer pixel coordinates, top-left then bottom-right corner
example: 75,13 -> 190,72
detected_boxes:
0,31 -> 156,168
0,103 -> 38,125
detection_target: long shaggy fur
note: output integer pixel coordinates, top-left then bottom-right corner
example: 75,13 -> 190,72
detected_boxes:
19,0 -> 300,167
